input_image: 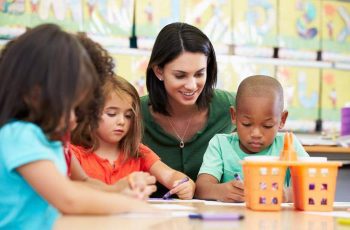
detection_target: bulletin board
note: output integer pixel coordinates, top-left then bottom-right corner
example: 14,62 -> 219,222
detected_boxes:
182,0 -> 232,45
278,0 -> 321,50
232,0 -> 277,47
112,53 -> 150,96
321,0 -> 350,54
135,0 -> 181,40
276,66 -> 320,131
321,68 -> 350,121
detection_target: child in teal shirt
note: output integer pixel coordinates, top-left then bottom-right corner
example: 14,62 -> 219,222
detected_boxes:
195,75 -> 309,202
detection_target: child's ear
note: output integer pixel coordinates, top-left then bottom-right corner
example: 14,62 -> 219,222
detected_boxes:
230,106 -> 237,125
278,110 -> 289,129
152,65 -> 164,81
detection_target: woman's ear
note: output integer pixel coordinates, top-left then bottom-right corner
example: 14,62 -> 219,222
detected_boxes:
279,110 -> 289,129
152,65 -> 164,81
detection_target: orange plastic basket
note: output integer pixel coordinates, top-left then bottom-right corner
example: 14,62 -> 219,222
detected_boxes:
242,160 -> 289,211
289,161 -> 342,211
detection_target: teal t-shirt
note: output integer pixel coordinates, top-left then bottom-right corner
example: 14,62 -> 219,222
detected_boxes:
141,89 -> 235,197
198,132 -> 309,184
0,121 -> 67,230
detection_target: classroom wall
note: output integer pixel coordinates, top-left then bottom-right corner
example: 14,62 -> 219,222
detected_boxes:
1,0 -> 350,133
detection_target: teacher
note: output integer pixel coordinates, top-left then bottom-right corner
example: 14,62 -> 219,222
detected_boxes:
141,22 -> 235,197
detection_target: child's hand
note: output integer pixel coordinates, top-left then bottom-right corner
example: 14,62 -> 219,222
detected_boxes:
128,172 -> 157,200
170,178 -> 195,200
217,180 -> 245,202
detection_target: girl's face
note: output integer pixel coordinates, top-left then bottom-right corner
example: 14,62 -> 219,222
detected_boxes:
96,92 -> 133,147
154,52 -> 207,107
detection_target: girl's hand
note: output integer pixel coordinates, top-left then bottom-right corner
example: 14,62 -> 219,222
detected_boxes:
169,178 -> 195,200
128,172 -> 157,200
217,180 -> 245,203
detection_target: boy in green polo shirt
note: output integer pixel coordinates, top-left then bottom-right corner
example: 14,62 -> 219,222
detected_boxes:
195,75 -> 308,202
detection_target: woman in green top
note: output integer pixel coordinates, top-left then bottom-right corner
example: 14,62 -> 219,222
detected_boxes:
141,22 -> 235,197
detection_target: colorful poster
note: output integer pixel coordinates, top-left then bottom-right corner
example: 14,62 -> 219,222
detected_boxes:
0,0 -> 27,39
182,0 -> 232,45
135,0 -> 181,39
83,0 -> 133,37
216,56 -> 275,93
278,0 -> 321,50
322,0 -> 350,53
112,53 -> 150,96
232,0 -> 277,47
30,0 -> 83,31
276,66 -> 320,131
321,69 -> 350,122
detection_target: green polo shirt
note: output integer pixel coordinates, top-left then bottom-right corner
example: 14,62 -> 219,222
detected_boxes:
198,132 -> 309,185
141,89 -> 235,197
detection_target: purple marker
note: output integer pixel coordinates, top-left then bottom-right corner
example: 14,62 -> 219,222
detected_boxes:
189,213 -> 244,221
162,177 -> 189,199
233,173 -> 242,181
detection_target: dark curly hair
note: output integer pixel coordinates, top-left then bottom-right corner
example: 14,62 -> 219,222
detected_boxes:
71,33 -> 115,148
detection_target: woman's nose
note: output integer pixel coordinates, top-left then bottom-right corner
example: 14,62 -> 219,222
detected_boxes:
184,77 -> 196,90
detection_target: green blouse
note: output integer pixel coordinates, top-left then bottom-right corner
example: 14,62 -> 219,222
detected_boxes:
140,89 -> 235,197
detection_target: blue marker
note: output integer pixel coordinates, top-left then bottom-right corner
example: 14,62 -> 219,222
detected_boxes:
233,173 -> 241,181
162,177 -> 189,199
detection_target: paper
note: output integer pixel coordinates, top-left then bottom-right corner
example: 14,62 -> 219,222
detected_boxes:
148,198 -> 204,203
150,204 -> 196,211
203,200 -> 246,206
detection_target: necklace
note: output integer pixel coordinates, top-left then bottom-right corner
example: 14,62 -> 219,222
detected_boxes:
167,115 -> 193,148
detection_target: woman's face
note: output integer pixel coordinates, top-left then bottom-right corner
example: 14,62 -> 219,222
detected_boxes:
155,52 -> 207,107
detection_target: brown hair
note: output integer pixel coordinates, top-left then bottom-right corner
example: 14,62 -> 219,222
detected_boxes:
76,76 -> 142,159
0,24 -> 98,138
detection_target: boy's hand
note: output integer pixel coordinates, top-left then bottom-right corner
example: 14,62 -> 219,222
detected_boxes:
170,178 -> 195,200
217,180 -> 245,202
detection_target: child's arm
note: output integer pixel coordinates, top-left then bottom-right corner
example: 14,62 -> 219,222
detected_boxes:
149,161 -> 195,199
195,173 -> 244,202
70,155 -> 156,199
17,160 -> 153,214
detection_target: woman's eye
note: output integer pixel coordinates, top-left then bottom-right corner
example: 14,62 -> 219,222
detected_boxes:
242,123 -> 251,127
263,125 -> 273,129
175,75 -> 185,79
195,72 -> 204,77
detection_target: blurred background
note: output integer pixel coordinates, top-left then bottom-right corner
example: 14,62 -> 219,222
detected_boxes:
2,0 -> 350,134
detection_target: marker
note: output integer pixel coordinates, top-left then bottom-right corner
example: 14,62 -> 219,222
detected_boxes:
233,173 -> 242,181
162,177 -> 189,199
189,213 -> 244,221
337,218 -> 350,225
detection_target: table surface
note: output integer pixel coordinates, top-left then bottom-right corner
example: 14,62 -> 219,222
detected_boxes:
54,200 -> 350,230
304,145 -> 350,154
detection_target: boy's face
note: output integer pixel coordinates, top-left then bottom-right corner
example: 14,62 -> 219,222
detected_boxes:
231,95 -> 288,154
